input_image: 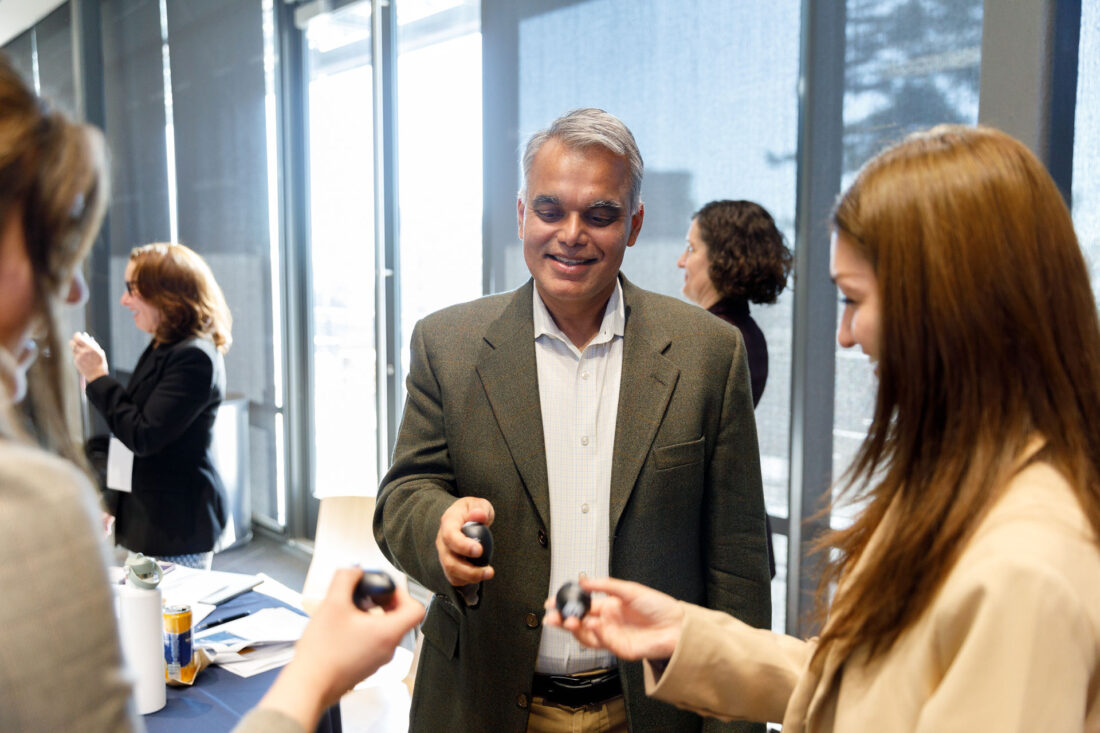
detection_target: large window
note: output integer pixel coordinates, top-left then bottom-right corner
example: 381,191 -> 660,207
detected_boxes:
396,0 -> 483,407
1075,0 -> 1100,287
299,0 -> 483,499
303,2 -> 380,497
831,0 -> 983,528
97,0 -> 286,527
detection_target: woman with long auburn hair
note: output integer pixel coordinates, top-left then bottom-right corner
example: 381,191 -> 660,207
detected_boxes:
546,125 -> 1100,731
70,241 -> 233,570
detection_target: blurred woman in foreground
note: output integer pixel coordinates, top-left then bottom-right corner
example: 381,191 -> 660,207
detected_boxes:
548,126 -> 1100,731
0,54 -> 423,732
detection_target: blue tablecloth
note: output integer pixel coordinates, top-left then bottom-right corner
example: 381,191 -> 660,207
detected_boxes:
144,590 -> 341,733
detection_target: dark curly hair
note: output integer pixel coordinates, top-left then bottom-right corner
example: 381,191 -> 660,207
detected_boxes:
694,200 -> 792,304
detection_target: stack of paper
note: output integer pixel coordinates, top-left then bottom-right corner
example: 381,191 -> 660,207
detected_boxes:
194,607 -> 309,677
158,566 -> 263,627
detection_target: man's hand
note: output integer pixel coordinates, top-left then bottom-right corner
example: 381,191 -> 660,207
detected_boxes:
70,331 -> 109,383
543,577 -> 685,661
436,497 -> 495,587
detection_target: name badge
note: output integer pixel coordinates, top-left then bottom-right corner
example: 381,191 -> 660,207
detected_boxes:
106,436 -> 134,493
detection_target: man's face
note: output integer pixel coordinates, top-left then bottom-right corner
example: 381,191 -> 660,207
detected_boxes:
518,139 -> 643,322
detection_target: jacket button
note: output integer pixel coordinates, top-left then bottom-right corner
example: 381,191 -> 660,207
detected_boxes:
537,529 -> 547,547
525,612 -> 539,628
517,693 -> 529,708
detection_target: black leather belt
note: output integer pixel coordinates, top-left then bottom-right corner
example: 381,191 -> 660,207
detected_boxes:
531,669 -> 622,708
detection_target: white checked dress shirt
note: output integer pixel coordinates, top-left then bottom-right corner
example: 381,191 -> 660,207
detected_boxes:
532,282 -> 623,675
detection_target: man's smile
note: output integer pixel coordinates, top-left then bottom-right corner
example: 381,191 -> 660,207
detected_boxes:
547,254 -> 596,266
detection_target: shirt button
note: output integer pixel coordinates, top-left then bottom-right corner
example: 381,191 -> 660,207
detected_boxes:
517,693 -> 529,709
580,436 -> 589,446
581,371 -> 589,380
537,529 -> 548,547
581,503 -> 589,514
525,612 -> 540,628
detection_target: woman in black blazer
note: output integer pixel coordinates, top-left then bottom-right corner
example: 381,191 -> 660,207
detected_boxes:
678,200 -> 793,579
71,242 -> 232,569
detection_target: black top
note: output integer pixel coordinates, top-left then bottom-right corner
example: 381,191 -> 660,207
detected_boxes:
87,336 -> 228,555
708,296 -> 776,579
709,297 -> 768,407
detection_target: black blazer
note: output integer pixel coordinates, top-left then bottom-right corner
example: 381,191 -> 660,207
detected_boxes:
88,336 -> 228,555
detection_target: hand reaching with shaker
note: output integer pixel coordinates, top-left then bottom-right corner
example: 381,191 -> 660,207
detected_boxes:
256,567 -> 424,731
543,577 -> 685,662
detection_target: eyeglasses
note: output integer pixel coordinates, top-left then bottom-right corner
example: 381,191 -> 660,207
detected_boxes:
124,280 -> 136,296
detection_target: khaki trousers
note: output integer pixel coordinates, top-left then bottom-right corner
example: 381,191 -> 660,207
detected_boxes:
525,694 -> 628,733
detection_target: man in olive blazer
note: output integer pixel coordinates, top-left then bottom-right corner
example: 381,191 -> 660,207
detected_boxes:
374,109 -> 769,732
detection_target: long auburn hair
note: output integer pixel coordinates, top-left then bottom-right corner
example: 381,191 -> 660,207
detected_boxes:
128,242 -> 232,354
814,125 -> 1100,664
0,55 -> 109,466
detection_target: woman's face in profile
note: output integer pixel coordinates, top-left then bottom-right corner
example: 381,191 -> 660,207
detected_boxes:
678,219 -> 720,309
0,211 -> 36,358
0,209 -> 84,401
831,231 -> 881,364
121,262 -> 162,335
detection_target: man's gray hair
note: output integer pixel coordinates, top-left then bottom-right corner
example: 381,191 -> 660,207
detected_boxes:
520,108 -> 644,214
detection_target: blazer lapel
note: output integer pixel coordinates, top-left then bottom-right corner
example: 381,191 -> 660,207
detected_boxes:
126,341 -> 163,398
609,278 -> 680,533
476,282 -> 551,529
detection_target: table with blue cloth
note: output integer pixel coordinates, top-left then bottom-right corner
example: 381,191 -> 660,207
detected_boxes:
144,590 -> 341,733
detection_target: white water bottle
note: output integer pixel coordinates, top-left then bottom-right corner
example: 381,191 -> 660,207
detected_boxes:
117,554 -> 166,714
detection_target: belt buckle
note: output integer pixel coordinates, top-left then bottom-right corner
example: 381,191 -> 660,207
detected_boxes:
536,669 -> 620,707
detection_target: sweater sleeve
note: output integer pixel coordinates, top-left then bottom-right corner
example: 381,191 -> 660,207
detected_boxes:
646,602 -> 810,725
231,708 -> 306,733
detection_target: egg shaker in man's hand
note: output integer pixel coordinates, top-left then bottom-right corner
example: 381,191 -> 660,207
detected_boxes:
460,521 -> 493,606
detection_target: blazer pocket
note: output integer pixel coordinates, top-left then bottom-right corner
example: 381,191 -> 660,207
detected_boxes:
421,594 -> 460,660
653,435 -> 705,470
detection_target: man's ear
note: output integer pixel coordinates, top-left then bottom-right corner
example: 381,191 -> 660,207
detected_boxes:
626,203 -> 645,248
516,196 -> 526,240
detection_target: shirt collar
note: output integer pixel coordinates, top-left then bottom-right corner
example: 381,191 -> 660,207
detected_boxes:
532,278 -> 625,347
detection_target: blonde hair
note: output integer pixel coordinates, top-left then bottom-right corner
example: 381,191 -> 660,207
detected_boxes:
816,125 -> 1100,663
0,54 -> 109,466
128,242 -> 232,354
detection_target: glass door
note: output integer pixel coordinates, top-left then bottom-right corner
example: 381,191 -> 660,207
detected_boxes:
302,1 -> 381,497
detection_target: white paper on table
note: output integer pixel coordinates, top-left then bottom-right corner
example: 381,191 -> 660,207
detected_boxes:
194,607 -> 308,653
159,566 -> 260,617
106,437 -> 133,492
212,642 -> 297,678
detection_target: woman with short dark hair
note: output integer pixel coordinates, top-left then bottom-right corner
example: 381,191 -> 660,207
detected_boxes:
678,199 -> 792,406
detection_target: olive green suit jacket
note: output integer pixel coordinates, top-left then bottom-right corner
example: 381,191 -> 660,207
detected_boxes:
374,276 -> 770,732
